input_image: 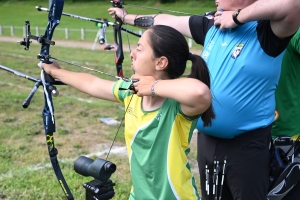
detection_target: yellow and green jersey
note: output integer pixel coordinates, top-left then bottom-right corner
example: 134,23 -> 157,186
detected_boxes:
113,80 -> 200,200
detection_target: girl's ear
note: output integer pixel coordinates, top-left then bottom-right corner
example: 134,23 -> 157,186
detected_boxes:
155,56 -> 168,71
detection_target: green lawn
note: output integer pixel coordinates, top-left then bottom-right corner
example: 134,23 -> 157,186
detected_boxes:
0,40 -> 133,199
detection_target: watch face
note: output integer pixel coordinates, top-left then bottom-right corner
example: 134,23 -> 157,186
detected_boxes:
233,10 -> 239,17
232,9 -> 243,25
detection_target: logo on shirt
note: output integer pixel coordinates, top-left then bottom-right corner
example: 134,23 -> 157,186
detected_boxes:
202,51 -> 210,61
231,43 -> 244,59
156,113 -> 162,121
221,42 -> 227,46
127,107 -> 137,118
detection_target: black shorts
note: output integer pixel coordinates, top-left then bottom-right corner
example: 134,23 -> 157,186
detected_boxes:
197,125 -> 272,200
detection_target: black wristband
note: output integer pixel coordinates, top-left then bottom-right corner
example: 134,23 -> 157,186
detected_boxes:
232,9 -> 244,26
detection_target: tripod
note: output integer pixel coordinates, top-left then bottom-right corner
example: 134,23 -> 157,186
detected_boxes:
84,179 -> 115,200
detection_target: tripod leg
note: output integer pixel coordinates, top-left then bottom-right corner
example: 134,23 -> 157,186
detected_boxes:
92,28 -> 101,51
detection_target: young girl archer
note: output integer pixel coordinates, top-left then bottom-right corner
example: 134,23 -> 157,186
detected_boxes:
41,25 -> 215,200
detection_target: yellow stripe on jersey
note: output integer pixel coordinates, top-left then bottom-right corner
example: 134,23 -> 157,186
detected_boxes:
112,80 -> 123,103
124,94 -> 158,161
292,134 -> 300,141
168,114 -> 198,199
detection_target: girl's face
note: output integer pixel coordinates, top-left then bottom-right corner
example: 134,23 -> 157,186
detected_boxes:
130,30 -> 158,76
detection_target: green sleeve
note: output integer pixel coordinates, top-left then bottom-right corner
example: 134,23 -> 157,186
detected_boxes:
290,28 -> 300,54
112,80 -> 132,103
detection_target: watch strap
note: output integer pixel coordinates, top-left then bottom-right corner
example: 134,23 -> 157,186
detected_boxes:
232,9 -> 244,26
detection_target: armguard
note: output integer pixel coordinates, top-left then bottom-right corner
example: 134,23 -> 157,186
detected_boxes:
134,16 -> 154,27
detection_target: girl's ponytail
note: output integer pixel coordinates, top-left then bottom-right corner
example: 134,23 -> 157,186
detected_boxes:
188,54 -> 215,127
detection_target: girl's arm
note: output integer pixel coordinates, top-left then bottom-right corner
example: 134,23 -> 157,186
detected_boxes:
41,61 -> 118,102
132,76 -> 212,117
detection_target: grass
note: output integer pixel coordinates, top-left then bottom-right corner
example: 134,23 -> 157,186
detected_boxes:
0,1 -> 215,44
0,39 -> 200,200
0,41 -> 133,199
0,1 -> 213,199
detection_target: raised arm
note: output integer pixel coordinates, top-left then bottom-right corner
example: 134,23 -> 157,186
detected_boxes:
41,61 -> 118,102
155,78 -> 212,117
108,7 -> 192,38
131,75 -> 212,118
215,0 -> 300,38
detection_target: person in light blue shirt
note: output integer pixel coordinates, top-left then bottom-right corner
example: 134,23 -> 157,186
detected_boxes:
108,0 -> 300,199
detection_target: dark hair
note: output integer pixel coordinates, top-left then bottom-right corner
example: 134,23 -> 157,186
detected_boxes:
147,25 -> 215,127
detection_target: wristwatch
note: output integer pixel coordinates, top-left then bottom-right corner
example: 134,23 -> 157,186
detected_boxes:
232,9 -> 244,26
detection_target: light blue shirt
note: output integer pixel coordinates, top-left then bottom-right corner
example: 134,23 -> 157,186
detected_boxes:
197,22 -> 284,138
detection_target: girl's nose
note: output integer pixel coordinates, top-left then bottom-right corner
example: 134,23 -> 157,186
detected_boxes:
130,49 -> 136,60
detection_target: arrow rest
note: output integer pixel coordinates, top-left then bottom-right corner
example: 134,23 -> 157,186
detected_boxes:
37,54 -> 52,63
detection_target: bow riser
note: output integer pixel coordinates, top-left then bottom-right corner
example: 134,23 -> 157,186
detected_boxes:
39,0 -> 64,63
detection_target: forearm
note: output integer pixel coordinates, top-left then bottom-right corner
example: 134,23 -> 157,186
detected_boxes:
108,7 -> 192,37
239,0 -> 297,21
123,13 -> 192,38
238,0 -> 300,37
49,68 -> 96,91
124,13 -> 178,26
48,68 -> 117,101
